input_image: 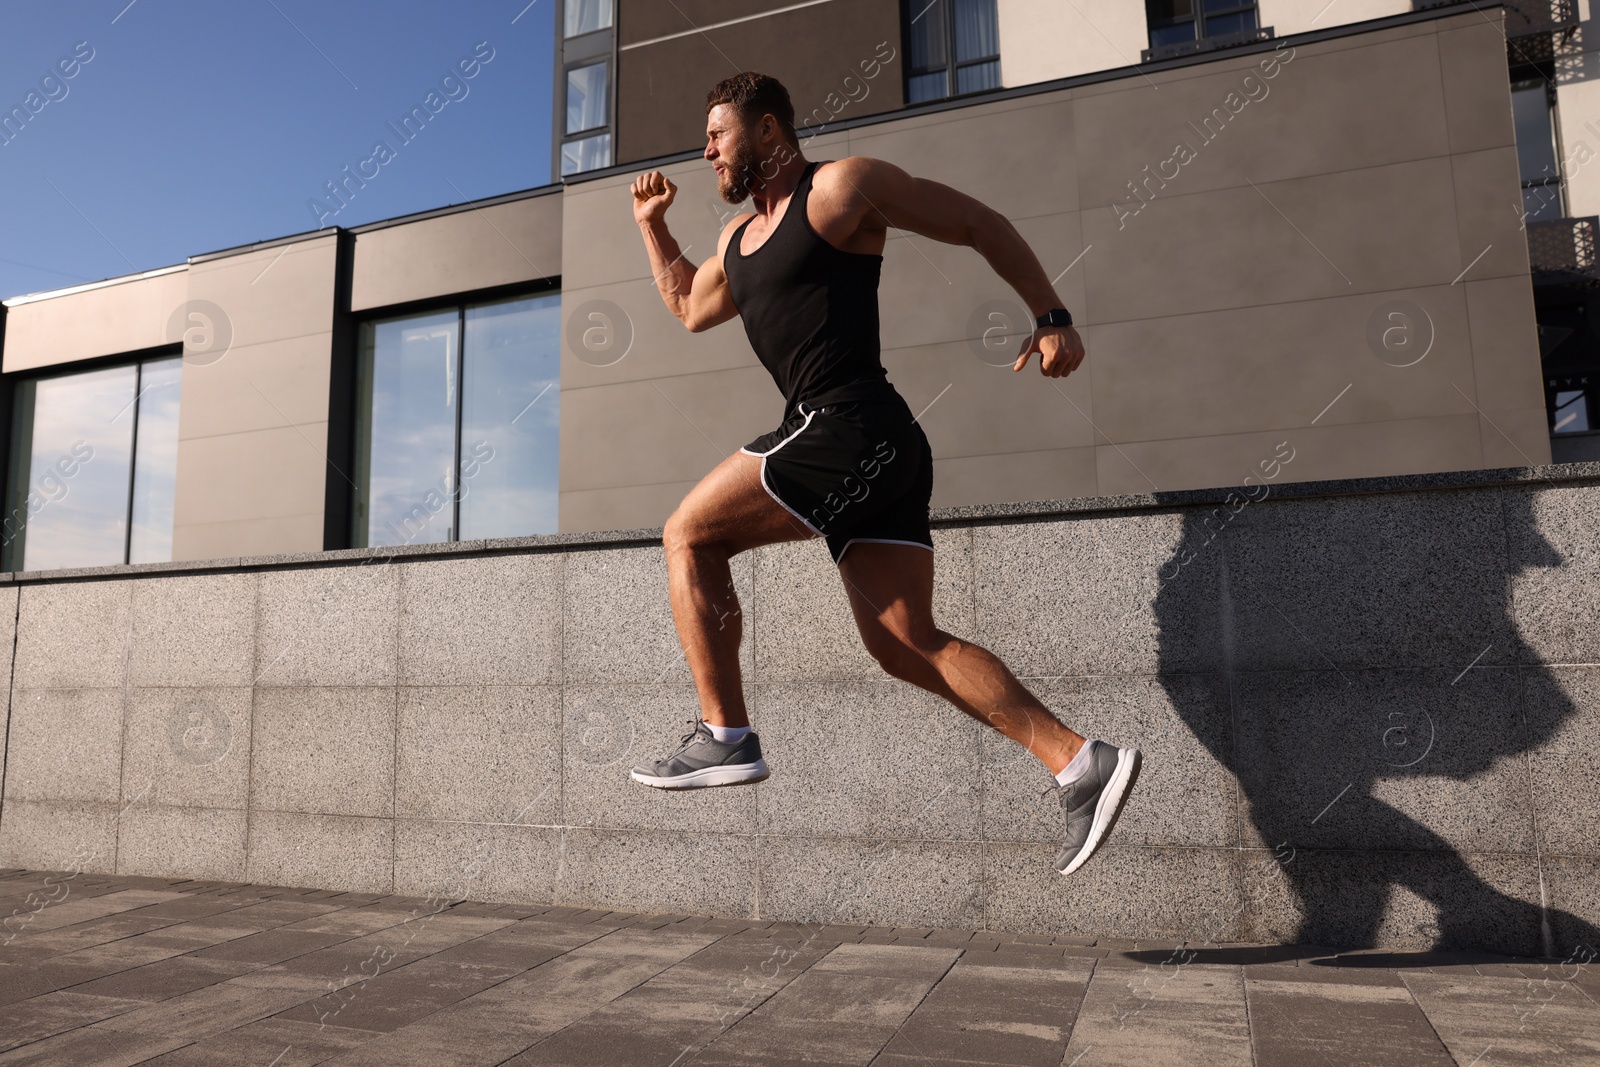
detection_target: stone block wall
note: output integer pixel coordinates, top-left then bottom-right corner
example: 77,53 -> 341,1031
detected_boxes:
3,464 -> 1598,958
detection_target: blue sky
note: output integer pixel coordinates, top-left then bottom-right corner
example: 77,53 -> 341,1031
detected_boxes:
0,0 -> 556,301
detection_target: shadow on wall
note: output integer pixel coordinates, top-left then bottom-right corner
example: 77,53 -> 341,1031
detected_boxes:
1151,486 -> 1600,958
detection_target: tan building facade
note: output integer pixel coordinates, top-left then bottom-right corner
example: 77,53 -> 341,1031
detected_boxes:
0,3 -> 1570,569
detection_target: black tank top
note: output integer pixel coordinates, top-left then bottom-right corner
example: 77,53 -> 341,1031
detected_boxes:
723,159 -> 896,418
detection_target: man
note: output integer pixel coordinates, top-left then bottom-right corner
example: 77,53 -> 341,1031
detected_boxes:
627,71 -> 1142,877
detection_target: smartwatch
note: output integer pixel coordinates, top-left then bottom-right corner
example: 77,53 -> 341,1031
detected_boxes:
1036,307 -> 1073,328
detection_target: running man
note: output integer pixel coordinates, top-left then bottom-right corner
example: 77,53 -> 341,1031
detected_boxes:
627,72 -> 1141,877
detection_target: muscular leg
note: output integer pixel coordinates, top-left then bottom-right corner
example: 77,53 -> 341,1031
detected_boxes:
837,541 -> 1085,774
662,450 -> 815,727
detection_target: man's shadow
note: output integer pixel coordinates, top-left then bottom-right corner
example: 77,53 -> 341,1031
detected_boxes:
1149,485 -> 1600,959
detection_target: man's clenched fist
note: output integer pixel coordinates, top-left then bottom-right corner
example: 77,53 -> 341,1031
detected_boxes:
632,170 -> 677,226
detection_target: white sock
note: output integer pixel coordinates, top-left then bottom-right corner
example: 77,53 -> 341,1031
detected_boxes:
705,723 -> 751,744
1055,740 -> 1097,786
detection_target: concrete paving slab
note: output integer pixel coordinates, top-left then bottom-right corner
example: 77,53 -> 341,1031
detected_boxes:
0,871 -> 1593,1065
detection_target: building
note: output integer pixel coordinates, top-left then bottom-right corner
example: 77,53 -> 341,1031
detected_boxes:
0,0 -> 1586,572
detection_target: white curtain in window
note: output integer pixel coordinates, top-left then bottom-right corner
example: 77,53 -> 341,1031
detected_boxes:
565,0 -> 613,37
566,61 -> 608,135
952,0 -> 998,62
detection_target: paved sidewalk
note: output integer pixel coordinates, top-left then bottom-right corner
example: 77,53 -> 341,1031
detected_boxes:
0,869 -> 1597,1066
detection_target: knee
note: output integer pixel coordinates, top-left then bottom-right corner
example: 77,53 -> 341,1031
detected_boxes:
662,507 -> 703,559
663,507 -> 724,563
862,627 -> 942,682
662,508 -> 691,557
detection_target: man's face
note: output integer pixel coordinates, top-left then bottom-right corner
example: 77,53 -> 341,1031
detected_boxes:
705,103 -> 760,204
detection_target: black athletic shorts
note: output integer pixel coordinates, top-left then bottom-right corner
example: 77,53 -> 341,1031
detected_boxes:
740,392 -> 935,564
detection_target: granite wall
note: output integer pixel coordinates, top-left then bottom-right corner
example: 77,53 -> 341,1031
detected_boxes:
3,462 -> 1599,959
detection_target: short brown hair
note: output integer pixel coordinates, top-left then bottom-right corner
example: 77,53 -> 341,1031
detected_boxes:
706,72 -> 798,145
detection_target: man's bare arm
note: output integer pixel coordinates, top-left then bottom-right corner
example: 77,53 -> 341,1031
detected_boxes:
632,170 -> 739,333
821,156 -> 1085,377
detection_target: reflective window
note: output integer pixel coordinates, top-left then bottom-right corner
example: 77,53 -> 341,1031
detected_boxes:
3,355 -> 181,572
128,356 -> 183,564
353,309 -> 460,548
561,132 -> 611,176
564,0 -> 613,37
1146,0 -> 1258,53
905,0 -> 1001,104
460,294 -> 561,538
1553,389 -> 1590,433
566,61 -> 609,135
1513,79 -> 1563,222
351,293 -> 561,548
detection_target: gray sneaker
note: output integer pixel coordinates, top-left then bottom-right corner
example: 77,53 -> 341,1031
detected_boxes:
630,721 -> 770,789
1053,740 -> 1143,877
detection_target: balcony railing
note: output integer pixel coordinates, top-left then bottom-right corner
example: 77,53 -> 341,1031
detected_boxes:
1528,216 -> 1600,285
1141,26 -> 1274,64
1504,0 -> 1579,39
1420,0 -> 1578,63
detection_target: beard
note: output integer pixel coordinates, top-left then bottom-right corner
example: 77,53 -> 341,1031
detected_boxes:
717,144 -> 761,204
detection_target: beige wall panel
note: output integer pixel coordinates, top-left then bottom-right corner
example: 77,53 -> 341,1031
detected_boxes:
1088,285 -> 1480,443
996,0 -> 1148,86
1465,276 -> 1545,415
1095,413 -> 1484,497
184,235 -> 338,349
1480,407 -> 1554,467
1437,20 -> 1518,156
1081,157 -> 1467,325
929,447 -> 1100,509
175,512 -> 326,562
3,269 -> 187,373
1074,33 -> 1450,209
171,234 -> 341,560
351,194 -> 562,312
174,334 -> 336,441
172,423 -> 330,544
1258,0 -> 1410,37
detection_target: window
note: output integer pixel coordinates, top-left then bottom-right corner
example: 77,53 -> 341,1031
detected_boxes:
1146,0 -> 1260,55
560,58 -> 612,175
350,292 -> 561,548
1551,385 -> 1591,433
561,132 -> 611,176
1512,77 -> 1564,224
555,0 -> 614,179
904,0 -> 1001,105
566,61 -> 609,135
2,354 -> 181,572
564,0 -> 613,38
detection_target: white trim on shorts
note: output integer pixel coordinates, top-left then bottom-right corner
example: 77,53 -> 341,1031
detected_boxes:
739,403 -> 819,458
740,405 -> 824,536
834,537 -> 936,564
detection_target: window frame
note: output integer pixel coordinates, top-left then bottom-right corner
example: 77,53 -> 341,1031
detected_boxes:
0,343 -> 182,572
564,59 -> 610,136
556,0 -> 616,179
563,0 -> 613,39
1144,0 -> 1263,58
1511,71 -> 1566,224
901,0 -> 1002,106
345,280 -> 562,550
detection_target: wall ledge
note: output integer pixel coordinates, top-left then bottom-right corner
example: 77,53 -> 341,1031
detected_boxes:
6,460 -> 1598,585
